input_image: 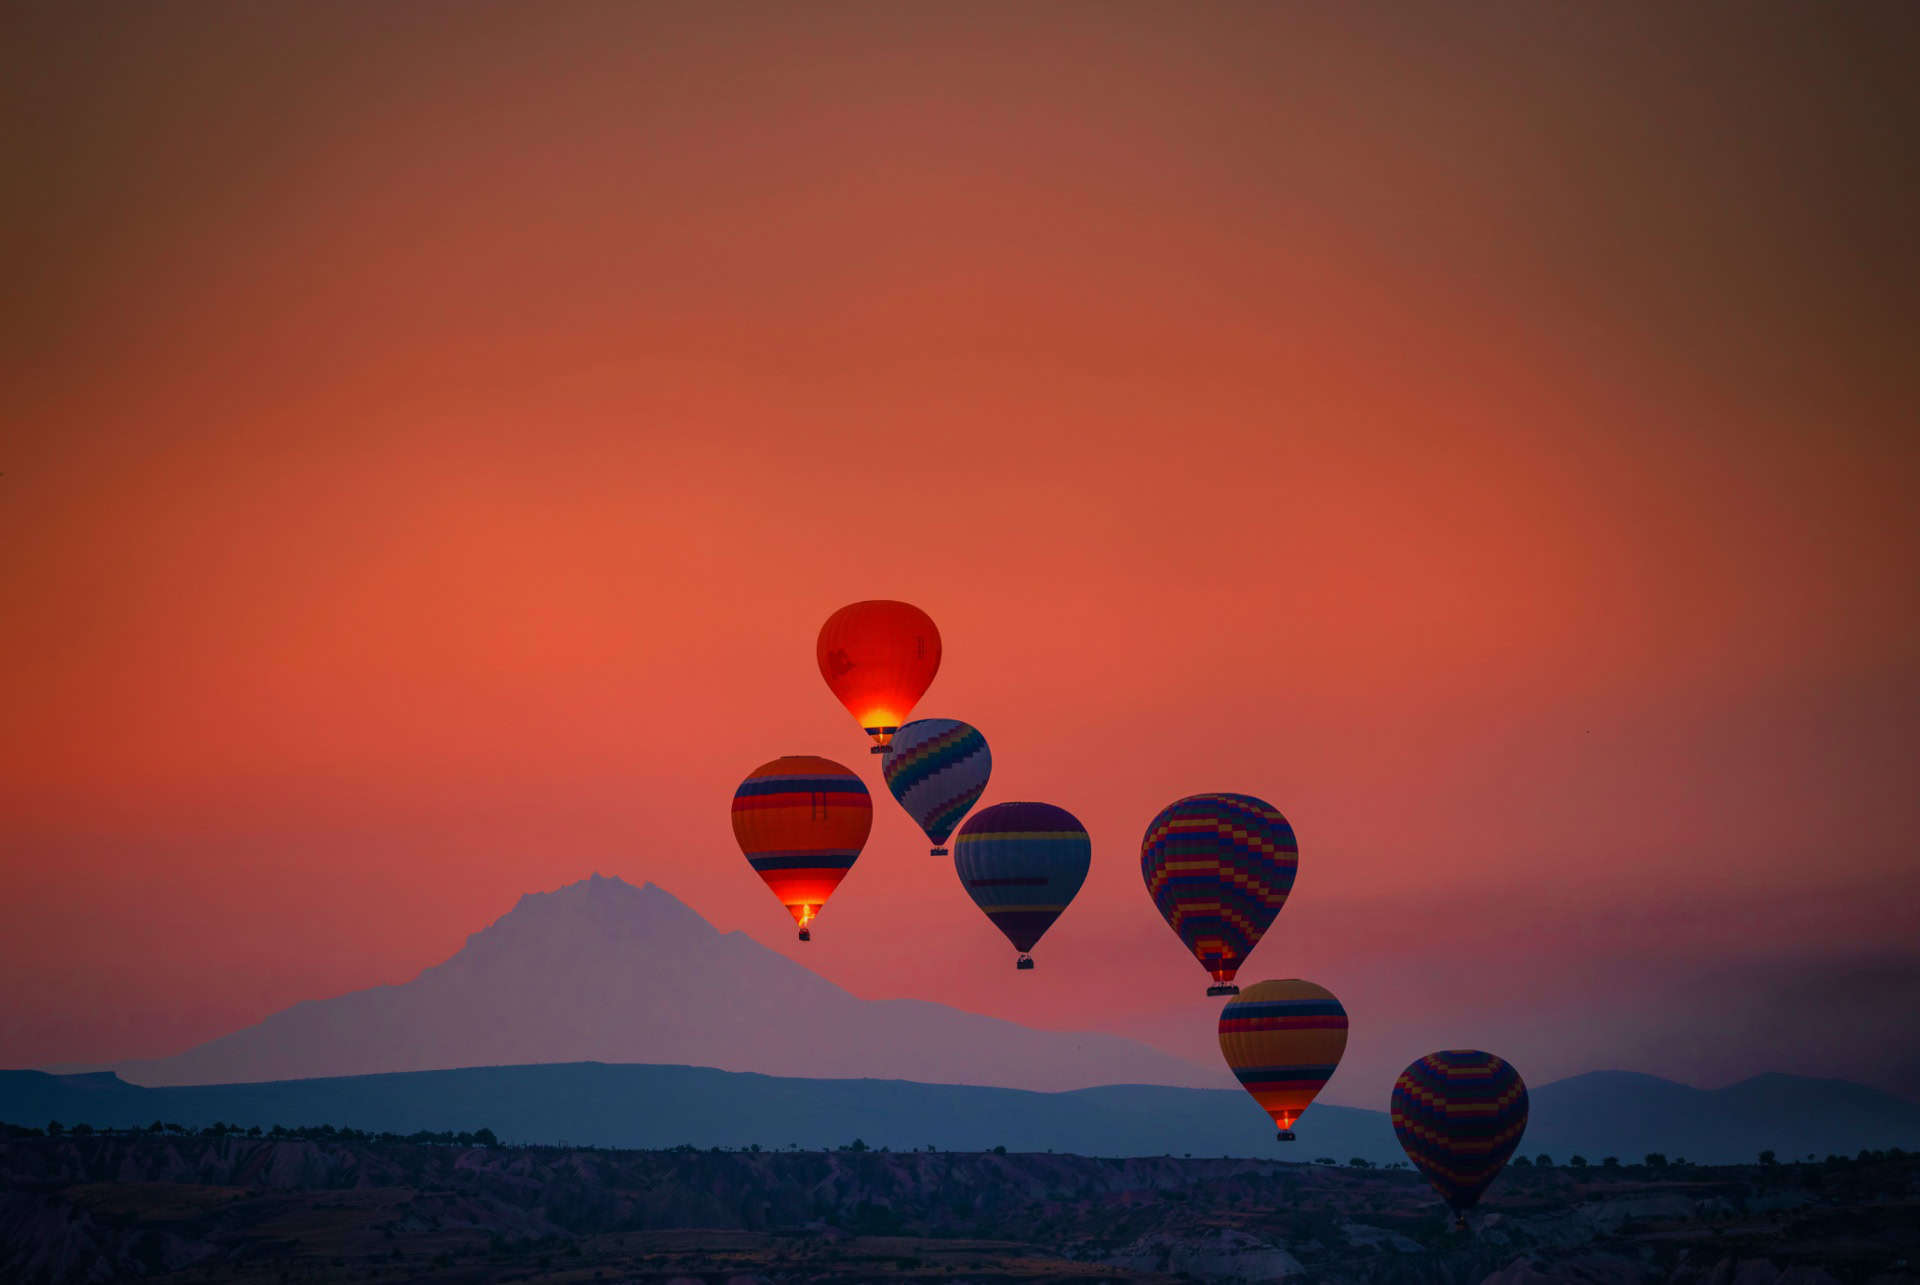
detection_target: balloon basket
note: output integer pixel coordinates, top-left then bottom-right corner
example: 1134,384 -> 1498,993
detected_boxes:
1275,1130 -> 1296,1142
1015,954 -> 1035,971
1207,984 -> 1239,997
930,846 -> 948,856
797,928 -> 811,942
870,745 -> 886,754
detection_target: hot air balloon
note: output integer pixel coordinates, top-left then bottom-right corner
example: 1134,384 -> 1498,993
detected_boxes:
730,755 -> 872,941
817,601 -> 941,753
1140,793 -> 1298,996
1218,979 -> 1349,1141
1391,1051 -> 1530,1229
952,801 -> 1089,970
880,718 -> 992,855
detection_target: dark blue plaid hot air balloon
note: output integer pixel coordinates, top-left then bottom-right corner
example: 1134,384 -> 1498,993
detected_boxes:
1140,793 -> 1298,996
1391,1050 -> 1529,1227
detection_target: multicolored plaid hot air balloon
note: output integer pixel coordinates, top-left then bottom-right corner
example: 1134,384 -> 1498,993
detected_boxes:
1140,793 -> 1298,996
953,801 -> 1090,970
730,755 -> 872,941
1391,1050 -> 1530,1228
817,601 -> 941,753
880,718 -> 992,855
1218,979 -> 1349,1141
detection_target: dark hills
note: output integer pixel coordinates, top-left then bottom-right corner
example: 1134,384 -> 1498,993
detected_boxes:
6,1060 -> 1919,1165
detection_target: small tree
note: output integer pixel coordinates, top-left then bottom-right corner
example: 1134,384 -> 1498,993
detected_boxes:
1759,1150 -> 1777,1166
1535,1153 -> 1553,1168
73,1123 -> 94,1137
1644,1153 -> 1668,1169
1602,1156 -> 1620,1169
46,1121 -> 64,1136
1512,1155 -> 1533,1167
1348,1157 -> 1373,1169
1569,1154 -> 1588,1168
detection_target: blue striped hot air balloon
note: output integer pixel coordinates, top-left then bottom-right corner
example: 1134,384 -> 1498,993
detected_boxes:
880,718 -> 992,855
953,801 -> 1090,970
1391,1050 -> 1529,1228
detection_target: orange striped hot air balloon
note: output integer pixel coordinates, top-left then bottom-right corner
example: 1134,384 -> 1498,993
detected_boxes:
817,601 -> 941,753
730,755 -> 872,941
1218,979 -> 1349,1141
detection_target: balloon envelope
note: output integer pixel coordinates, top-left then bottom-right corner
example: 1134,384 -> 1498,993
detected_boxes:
730,755 -> 872,936
1218,979 -> 1349,1135
817,600 -> 941,751
1391,1050 -> 1530,1217
953,801 -> 1090,963
1141,793 -> 1298,993
881,718 -> 992,854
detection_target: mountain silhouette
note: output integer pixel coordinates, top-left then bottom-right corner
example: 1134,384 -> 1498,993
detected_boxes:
1523,1070 -> 1920,1163
113,875 -> 1219,1093
6,1063 -> 1917,1163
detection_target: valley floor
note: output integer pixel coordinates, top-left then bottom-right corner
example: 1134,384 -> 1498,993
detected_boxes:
1,1134 -> 1914,1284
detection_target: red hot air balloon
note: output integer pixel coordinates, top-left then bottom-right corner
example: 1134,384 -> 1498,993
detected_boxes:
730,755 -> 872,940
817,601 -> 941,753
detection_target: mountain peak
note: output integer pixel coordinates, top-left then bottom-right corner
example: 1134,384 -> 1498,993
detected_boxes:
115,875 -> 1221,1094
467,874 -> 718,957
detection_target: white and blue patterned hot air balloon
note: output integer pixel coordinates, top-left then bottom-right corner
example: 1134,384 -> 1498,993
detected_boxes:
879,718 -> 992,856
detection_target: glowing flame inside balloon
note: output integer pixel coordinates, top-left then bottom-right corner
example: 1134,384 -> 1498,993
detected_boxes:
816,601 -> 941,752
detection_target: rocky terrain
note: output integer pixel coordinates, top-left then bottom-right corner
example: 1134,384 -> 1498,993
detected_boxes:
2,1131 -> 1915,1283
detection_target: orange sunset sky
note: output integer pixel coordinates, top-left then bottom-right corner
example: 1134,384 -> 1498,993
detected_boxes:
4,2 -> 1917,1103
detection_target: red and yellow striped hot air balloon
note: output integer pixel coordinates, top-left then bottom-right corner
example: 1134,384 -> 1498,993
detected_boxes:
817,601 -> 941,753
1218,979 -> 1349,1141
730,755 -> 872,941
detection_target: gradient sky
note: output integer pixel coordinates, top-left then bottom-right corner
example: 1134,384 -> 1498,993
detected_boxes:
5,2 -> 1918,1104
